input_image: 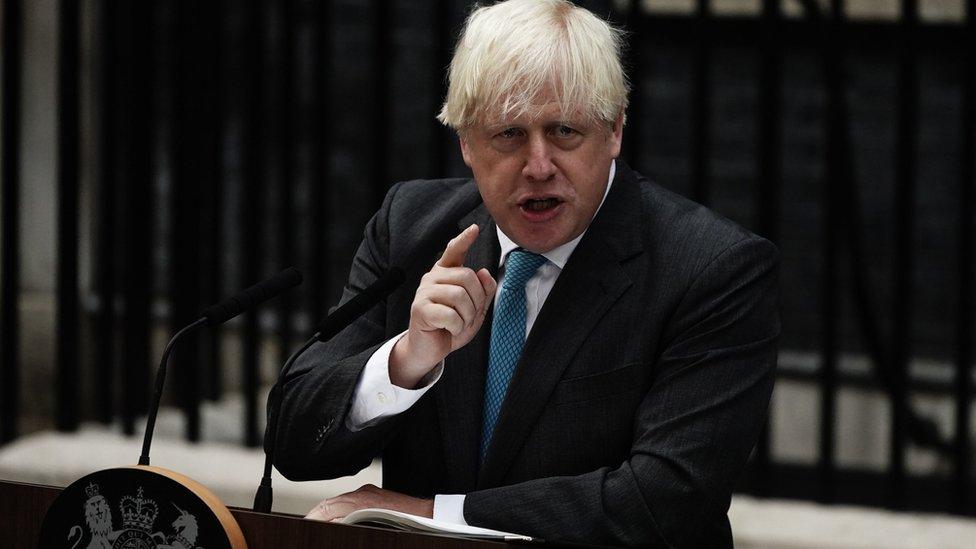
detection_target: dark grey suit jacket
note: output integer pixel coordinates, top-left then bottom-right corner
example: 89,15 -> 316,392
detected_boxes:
274,163 -> 779,547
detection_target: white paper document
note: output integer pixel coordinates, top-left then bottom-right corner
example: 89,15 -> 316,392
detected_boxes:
340,508 -> 535,542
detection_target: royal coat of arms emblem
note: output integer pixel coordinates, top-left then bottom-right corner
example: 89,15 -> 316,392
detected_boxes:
39,467 -> 242,549
67,482 -> 204,549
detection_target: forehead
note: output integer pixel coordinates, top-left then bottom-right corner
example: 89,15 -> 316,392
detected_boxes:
480,100 -> 592,129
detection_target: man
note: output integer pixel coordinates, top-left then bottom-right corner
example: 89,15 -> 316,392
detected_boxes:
274,0 -> 779,546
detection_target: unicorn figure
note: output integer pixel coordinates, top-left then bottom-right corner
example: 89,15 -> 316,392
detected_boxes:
153,503 -> 203,549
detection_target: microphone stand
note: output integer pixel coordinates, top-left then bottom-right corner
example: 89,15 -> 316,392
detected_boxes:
253,267 -> 405,512
139,318 -> 207,466
138,267 -> 302,467
252,334 -> 319,512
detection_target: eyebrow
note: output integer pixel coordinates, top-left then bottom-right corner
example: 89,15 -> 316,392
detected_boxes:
486,119 -> 581,132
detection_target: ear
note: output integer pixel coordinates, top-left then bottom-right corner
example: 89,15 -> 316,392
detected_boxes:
608,112 -> 624,159
459,134 -> 473,168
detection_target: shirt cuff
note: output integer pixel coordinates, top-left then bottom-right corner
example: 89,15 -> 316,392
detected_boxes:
433,494 -> 468,525
345,331 -> 444,431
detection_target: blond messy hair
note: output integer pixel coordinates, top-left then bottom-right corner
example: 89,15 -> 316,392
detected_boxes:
437,0 -> 629,131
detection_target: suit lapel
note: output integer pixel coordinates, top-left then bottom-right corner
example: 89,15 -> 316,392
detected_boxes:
435,203 -> 499,491
477,163 -> 645,488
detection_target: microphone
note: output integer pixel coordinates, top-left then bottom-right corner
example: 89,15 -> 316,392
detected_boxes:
253,268 -> 405,512
201,267 -> 302,326
317,268 -> 406,341
138,268 -> 303,466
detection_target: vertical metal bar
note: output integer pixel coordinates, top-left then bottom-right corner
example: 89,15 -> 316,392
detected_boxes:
172,0 -> 212,442
819,164 -> 839,502
307,2 -> 332,321
118,0 -> 139,434
92,0 -> 118,427
171,0 -> 196,441
623,0 -> 644,171
430,0 -> 451,176
758,0 -> 782,239
1,0 -> 23,444
310,0 -> 330,317
56,0 -> 81,433
372,0 -> 392,206
953,0 -> 975,516
276,0 -> 296,367
888,0 -> 918,510
119,1 -> 153,434
817,0 -> 845,504
691,0 -> 711,205
176,0 -> 221,439
205,2 -> 226,404
752,0 -> 783,493
242,0 -> 266,448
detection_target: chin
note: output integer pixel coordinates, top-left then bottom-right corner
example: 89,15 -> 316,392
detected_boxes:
511,229 -> 568,254
499,210 -> 579,253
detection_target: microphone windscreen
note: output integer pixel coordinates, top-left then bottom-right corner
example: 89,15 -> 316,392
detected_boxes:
318,268 -> 405,341
202,267 -> 303,326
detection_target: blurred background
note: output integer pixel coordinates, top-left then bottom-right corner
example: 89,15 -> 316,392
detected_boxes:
0,0 -> 974,546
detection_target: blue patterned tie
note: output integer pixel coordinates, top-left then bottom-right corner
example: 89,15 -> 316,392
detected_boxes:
481,249 -> 547,463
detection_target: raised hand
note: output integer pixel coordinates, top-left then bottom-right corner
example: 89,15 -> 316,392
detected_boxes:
389,224 -> 497,388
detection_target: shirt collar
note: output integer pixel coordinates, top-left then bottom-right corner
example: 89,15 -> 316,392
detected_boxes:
496,159 -> 616,270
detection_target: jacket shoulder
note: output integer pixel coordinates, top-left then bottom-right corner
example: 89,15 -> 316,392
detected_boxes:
634,175 -> 778,267
378,178 -> 484,263
385,178 -> 480,225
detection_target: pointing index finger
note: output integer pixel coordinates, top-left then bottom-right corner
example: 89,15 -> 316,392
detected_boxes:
436,224 -> 480,268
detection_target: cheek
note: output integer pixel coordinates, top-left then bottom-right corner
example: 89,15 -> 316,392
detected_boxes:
559,160 -> 597,195
562,162 -> 609,209
475,160 -> 520,191
474,179 -> 508,213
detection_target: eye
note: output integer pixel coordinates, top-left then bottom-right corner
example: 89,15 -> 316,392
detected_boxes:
489,127 -> 525,152
553,124 -> 577,138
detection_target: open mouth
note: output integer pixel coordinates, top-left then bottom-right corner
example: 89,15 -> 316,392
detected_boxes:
518,196 -> 564,223
521,197 -> 561,212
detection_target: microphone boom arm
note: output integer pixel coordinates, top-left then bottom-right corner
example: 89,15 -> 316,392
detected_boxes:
139,317 -> 208,466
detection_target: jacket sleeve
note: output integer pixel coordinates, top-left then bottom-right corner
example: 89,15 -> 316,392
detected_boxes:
463,236 -> 780,548
271,182 -> 411,481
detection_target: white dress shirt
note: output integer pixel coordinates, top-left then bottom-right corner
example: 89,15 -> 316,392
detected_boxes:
344,161 -> 616,524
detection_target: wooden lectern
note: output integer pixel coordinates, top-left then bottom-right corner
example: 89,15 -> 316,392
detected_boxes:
0,479 -> 521,548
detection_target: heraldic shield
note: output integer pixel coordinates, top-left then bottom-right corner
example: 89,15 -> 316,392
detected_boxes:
39,466 -> 246,549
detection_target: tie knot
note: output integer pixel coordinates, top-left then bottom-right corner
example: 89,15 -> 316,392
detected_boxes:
502,249 -> 546,290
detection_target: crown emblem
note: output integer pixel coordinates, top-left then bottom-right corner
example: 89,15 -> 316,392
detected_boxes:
84,482 -> 100,500
119,487 -> 158,532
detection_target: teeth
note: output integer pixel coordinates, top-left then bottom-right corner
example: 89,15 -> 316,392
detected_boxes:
525,198 -> 557,211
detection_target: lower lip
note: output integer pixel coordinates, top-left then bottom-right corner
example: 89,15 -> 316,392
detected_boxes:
519,201 -> 563,223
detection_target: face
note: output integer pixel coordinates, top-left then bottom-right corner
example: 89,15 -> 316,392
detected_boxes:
459,97 -> 623,254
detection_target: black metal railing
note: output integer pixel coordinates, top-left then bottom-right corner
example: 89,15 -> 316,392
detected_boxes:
0,0 -> 972,517
1,0 -> 24,445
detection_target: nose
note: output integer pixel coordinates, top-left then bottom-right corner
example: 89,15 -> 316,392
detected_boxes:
521,133 -> 557,182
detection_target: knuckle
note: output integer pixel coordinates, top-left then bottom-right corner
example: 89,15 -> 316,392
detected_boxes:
448,285 -> 466,301
421,270 -> 439,285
